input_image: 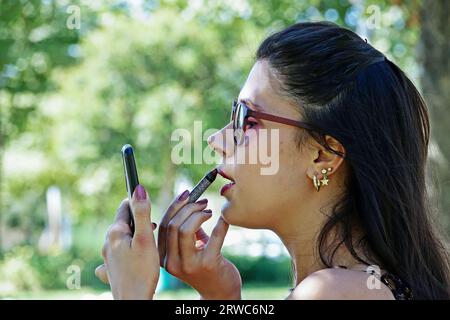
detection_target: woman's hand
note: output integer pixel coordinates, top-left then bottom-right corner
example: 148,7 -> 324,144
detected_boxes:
158,190 -> 242,300
95,185 -> 160,300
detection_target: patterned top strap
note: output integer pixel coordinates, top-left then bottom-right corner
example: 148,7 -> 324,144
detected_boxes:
335,265 -> 414,300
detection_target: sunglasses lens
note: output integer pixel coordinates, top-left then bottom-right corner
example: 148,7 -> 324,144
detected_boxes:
233,102 -> 245,145
231,102 -> 236,122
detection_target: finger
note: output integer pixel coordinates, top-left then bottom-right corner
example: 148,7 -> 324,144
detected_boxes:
95,264 -> 109,284
195,227 -> 210,243
165,200 -> 209,267
205,216 -> 229,254
194,228 -> 209,250
130,185 -> 152,234
114,198 -> 131,226
160,190 -> 191,228
130,185 -> 156,244
157,190 -> 189,266
178,209 -> 213,258
107,222 -> 132,243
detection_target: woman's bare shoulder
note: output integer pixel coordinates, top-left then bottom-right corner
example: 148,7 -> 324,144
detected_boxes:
286,268 -> 395,300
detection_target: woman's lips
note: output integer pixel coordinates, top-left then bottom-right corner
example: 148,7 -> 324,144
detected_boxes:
220,182 -> 235,196
217,168 -> 235,196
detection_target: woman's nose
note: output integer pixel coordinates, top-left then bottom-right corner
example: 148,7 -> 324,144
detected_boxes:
207,122 -> 234,159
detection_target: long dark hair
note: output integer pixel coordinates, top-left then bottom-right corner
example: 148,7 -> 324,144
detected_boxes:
256,22 -> 450,299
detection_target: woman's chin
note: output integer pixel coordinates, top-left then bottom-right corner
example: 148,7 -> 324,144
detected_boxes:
220,202 -> 261,228
220,201 -> 233,221
220,201 -> 243,226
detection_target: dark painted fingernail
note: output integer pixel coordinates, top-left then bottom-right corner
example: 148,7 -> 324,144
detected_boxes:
178,190 -> 189,201
152,222 -> 157,230
196,199 -> 208,205
203,209 -> 212,214
135,185 -> 147,201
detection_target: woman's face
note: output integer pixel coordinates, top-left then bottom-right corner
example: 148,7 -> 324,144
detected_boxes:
208,60 -> 312,229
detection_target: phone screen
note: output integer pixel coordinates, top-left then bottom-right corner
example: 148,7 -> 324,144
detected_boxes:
121,144 -> 139,231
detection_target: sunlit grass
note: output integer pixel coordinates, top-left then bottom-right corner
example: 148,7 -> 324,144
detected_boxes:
3,284 -> 290,300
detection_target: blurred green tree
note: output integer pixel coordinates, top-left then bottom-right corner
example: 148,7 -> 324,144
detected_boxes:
2,0 -> 448,253
0,0 -> 87,248
419,0 -> 450,230
38,6 -> 258,226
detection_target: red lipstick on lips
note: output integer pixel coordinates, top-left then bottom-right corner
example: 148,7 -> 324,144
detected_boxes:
217,169 -> 235,196
220,183 -> 235,196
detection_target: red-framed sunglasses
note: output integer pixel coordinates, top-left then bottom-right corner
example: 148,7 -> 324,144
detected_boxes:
231,100 -> 319,145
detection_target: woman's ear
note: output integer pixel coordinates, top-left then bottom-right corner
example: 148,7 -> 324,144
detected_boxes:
306,135 -> 345,180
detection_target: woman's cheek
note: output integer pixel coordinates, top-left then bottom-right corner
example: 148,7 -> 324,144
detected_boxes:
244,128 -> 261,163
245,127 -> 258,142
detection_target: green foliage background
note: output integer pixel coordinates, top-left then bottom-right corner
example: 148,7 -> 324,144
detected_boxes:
1,0 -> 446,297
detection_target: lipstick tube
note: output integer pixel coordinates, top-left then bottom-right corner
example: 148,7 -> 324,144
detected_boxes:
187,168 -> 218,203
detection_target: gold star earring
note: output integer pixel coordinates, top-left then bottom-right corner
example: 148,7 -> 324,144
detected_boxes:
320,168 -> 332,186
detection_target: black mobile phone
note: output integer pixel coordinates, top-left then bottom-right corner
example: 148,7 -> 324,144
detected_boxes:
121,144 -> 139,231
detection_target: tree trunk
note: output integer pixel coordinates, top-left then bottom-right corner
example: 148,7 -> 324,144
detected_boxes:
419,0 -> 450,231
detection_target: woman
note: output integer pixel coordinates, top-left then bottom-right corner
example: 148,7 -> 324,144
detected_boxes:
95,22 -> 450,300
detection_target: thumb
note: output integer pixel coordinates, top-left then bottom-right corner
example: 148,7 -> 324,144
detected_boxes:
206,216 -> 229,254
130,185 -> 153,238
95,264 -> 109,284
